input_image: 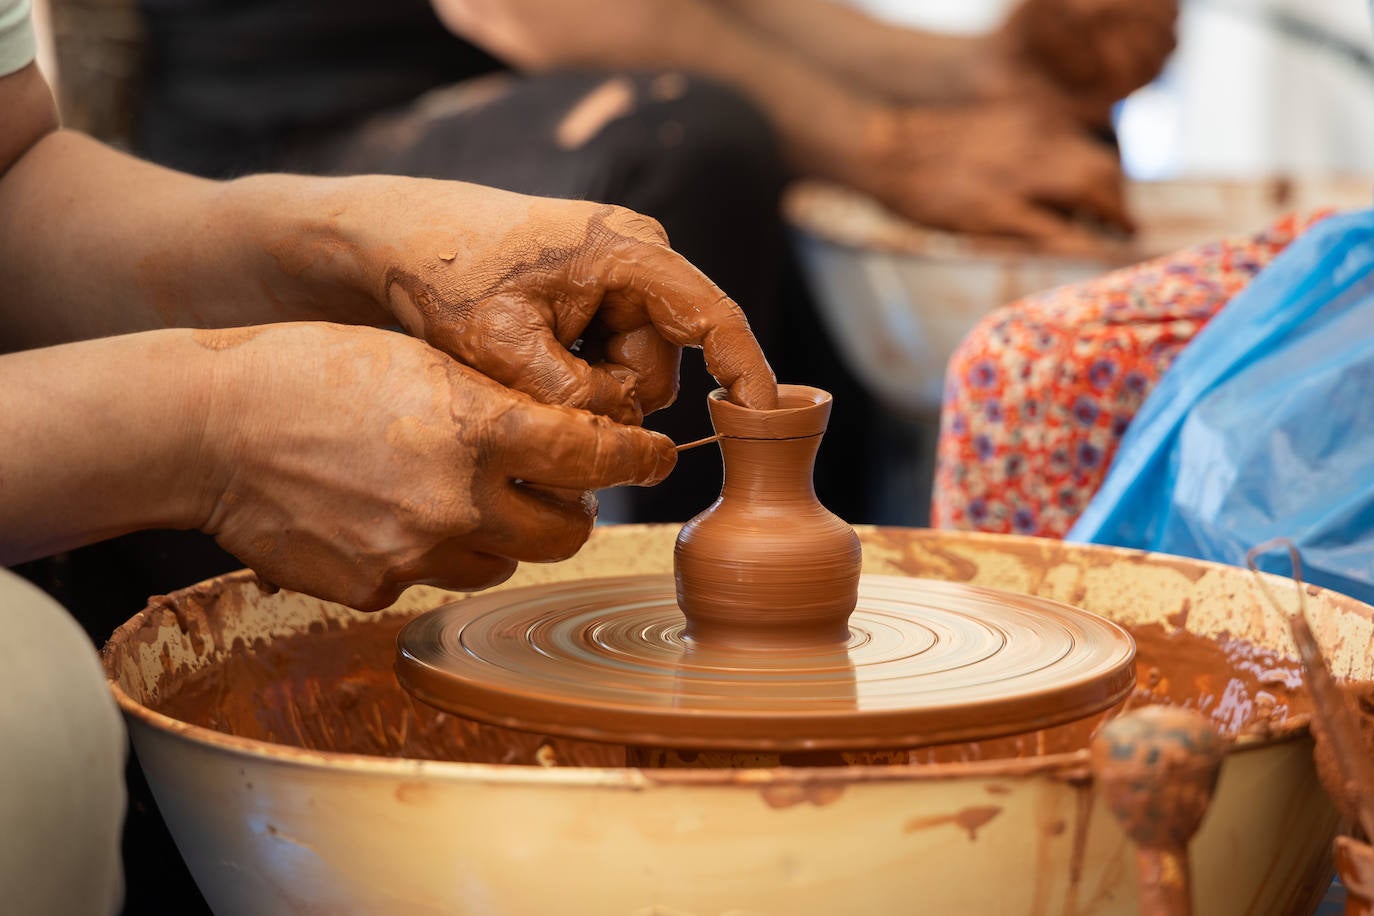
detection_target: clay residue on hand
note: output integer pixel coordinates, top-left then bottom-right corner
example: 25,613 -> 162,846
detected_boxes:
555,77 -> 636,150
380,202 -> 774,421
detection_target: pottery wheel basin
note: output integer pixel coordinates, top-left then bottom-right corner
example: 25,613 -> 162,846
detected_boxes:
104,525 -> 1369,915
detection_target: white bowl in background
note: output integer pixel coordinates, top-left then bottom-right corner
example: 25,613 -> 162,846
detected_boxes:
785,177 -> 1374,418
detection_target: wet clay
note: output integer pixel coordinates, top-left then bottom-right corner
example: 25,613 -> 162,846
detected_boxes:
156,609 -> 1297,768
154,614 -> 625,768
674,385 -> 862,649
371,199 -> 777,425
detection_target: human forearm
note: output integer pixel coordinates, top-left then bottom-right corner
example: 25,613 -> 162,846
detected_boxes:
716,0 -> 1175,125
0,131 -> 387,350
0,322 -> 679,607
0,330 -> 220,563
432,0 -> 879,184
712,0 -> 993,105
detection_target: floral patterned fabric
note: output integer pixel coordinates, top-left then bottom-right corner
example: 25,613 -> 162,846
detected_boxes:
932,211 -> 1329,538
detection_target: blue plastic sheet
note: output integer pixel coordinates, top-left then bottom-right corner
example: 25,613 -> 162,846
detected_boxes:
1068,207 -> 1374,602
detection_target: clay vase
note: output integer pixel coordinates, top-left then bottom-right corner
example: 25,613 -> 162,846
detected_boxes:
674,385 -> 862,650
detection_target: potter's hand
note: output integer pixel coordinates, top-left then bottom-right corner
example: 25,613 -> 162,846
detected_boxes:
198,323 -> 675,611
854,103 -> 1131,250
345,181 -> 777,424
993,0 -> 1177,128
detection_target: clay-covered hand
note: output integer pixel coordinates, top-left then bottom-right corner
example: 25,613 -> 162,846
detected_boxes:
857,103 -> 1131,249
339,181 -> 777,424
195,323 -> 675,611
993,0 -> 1177,127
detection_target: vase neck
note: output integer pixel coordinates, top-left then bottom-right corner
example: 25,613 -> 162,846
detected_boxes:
718,435 -> 821,503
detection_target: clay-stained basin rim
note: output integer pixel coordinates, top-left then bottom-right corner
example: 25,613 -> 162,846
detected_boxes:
104,527 -> 1331,787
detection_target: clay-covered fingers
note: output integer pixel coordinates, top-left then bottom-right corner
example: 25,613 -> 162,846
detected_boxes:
490,393 -> 678,491
473,484 -> 599,563
459,314 -> 647,425
603,324 -> 682,416
375,543 -> 519,604
605,241 -> 777,411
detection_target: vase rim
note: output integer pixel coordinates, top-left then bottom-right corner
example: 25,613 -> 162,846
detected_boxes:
706,384 -> 832,440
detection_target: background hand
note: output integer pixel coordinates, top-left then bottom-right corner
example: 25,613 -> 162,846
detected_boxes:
856,103 -> 1132,250
994,0 -> 1178,128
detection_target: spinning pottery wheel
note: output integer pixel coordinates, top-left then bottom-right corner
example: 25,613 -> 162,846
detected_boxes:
396,574 -> 1136,752
398,385 -> 1135,756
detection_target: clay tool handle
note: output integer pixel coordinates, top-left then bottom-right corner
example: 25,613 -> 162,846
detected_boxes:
674,434 -> 720,453
1090,706 -> 1225,916
1246,538 -> 1374,840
